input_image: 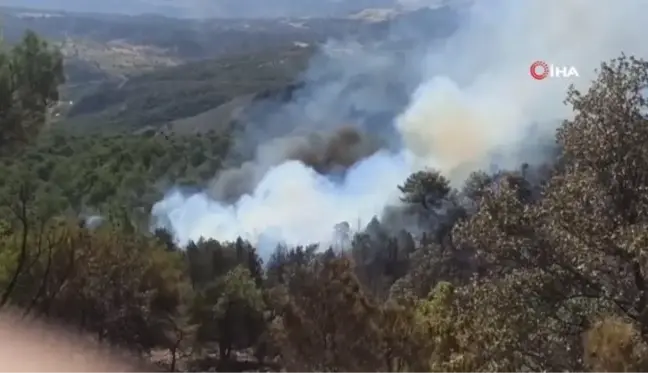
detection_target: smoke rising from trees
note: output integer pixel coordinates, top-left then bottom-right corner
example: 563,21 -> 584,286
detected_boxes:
152,0 -> 648,256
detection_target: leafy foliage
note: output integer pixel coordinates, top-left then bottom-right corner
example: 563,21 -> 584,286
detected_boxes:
0,131 -> 229,219
0,30 -> 64,153
5,28 -> 648,372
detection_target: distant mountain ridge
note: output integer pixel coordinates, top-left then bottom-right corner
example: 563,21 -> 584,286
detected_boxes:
55,2 -> 462,135
2,0 -> 408,18
1,0 -> 464,137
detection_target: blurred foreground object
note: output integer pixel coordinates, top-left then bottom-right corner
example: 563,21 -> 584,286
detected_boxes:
0,311 -> 152,372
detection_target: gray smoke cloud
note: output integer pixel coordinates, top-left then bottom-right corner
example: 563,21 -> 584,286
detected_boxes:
209,126 -> 383,202
152,0 -> 648,257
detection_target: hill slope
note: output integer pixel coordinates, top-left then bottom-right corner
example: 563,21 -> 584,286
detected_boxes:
36,4 -> 463,135
61,45 -> 315,133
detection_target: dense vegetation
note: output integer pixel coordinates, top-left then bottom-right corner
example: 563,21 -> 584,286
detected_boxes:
4,29 -> 648,372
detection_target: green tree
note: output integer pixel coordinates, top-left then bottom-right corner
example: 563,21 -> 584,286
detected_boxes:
0,30 -> 64,153
270,255 -> 386,371
0,220 -> 187,353
191,266 -> 265,367
451,54 -> 648,371
398,169 -> 451,210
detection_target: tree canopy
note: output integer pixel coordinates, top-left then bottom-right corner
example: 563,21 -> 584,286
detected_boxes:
3,29 -> 648,372
0,31 -> 64,154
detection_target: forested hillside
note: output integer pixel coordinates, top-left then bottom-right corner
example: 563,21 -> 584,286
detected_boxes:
62,46 -> 315,133
0,5 -> 382,80
1,4 -> 460,136
0,6 -> 373,111
0,7 -> 362,56
4,25 -> 648,373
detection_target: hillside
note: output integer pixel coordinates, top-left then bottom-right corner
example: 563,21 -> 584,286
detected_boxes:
0,6 -> 373,61
1,4 -> 460,77
27,4 -> 456,133
61,45 -> 316,133
1,6 -> 393,107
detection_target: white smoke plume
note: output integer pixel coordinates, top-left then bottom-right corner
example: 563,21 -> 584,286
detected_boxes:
152,0 -> 648,256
